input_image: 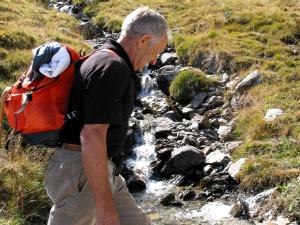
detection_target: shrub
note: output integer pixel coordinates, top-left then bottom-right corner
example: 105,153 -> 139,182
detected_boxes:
169,69 -> 211,103
0,31 -> 36,49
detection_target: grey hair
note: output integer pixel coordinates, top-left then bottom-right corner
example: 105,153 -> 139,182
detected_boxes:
120,6 -> 171,44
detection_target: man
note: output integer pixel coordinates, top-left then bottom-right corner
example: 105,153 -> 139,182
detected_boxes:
45,6 -> 170,225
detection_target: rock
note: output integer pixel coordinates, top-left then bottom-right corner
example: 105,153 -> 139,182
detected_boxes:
191,93 -> 208,109
297,175 -> 300,184
164,110 -> 181,121
160,145 -> 205,176
205,150 -> 231,166
154,117 -> 174,139
160,52 -> 178,65
126,173 -> 146,193
226,141 -> 243,154
140,91 -> 170,114
182,107 -> 195,115
155,65 -> 182,94
201,172 -> 237,194
264,108 -> 284,121
181,135 -> 199,147
59,5 -> 72,13
221,73 -> 230,83
160,192 -> 176,206
228,158 -> 247,180
191,115 -> 211,129
179,190 -> 196,201
217,125 -> 233,140
230,199 -> 250,219
235,70 -> 262,91
205,96 -> 224,109
203,165 -> 213,176
169,174 -> 190,186
226,77 -> 241,90
77,21 -> 102,39
123,129 -> 136,157
156,148 -> 173,161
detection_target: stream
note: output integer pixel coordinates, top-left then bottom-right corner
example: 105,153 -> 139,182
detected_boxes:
126,71 -> 253,225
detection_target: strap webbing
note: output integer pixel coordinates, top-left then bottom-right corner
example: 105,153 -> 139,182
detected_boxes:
0,87 -> 12,143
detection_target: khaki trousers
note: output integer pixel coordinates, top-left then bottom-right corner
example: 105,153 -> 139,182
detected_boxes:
45,147 -> 150,225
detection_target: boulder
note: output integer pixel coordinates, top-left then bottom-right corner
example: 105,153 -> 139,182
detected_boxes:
160,192 -> 176,206
77,21 -> 102,39
126,173 -> 146,193
235,70 -> 262,91
191,92 -> 208,109
205,150 -> 231,166
191,114 -> 211,129
230,199 -> 250,219
140,91 -> 170,114
205,96 -> 224,109
160,145 -> 205,176
217,125 -> 233,140
264,108 -> 284,121
164,110 -> 181,121
228,158 -> 247,180
160,52 -> 178,65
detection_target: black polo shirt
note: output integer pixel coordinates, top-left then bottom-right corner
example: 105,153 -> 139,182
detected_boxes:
60,39 -> 136,158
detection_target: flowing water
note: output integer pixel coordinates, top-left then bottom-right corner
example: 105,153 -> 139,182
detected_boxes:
126,71 -> 253,225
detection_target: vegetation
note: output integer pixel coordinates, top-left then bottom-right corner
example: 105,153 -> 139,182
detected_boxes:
0,0 -> 299,223
169,69 -> 216,103
0,0 -> 90,223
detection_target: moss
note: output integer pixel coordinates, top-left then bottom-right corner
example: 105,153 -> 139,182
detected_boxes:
0,31 -> 36,49
169,69 -> 213,103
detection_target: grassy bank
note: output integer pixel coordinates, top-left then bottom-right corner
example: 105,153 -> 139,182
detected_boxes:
78,0 -> 300,219
0,0 -> 90,223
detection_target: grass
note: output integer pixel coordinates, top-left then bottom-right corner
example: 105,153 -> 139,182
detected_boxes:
0,0 -> 90,223
0,0 -> 299,223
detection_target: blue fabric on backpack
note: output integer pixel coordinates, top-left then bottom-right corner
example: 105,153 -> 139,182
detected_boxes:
30,42 -> 61,81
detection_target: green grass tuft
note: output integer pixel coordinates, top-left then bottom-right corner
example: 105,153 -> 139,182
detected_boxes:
0,31 -> 36,49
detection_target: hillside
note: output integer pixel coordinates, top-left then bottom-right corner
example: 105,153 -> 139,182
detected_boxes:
0,0 -> 299,224
0,0 -> 90,224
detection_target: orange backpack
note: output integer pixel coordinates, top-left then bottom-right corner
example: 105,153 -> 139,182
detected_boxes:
0,45 -> 116,147
0,45 -> 81,147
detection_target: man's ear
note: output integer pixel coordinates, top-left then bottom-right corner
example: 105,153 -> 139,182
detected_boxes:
137,33 -> 151,48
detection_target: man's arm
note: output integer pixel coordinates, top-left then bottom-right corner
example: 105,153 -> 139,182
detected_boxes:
80,124 -> 120,225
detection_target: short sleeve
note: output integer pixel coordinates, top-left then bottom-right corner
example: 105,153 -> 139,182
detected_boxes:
84,70 -> 127,125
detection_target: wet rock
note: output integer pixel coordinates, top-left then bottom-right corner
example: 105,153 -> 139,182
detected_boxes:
140,91 -> 170,114
156,148 -> 173,161
230,199 -> 250,219
77,21 -> 103,39
123,129 -> 136,157
264,108 -> 284,121
169,174 -> 189,186
59,5 -> 73,13
203,165 -> 213,176
191,92 -> 208,109
160,52 -> 178,65
179,190 -> 196,201
155,65 -> 182,94
201,172 -> 237,194
217,125 -> 233,140
170,201 -> 184,207
228,158 -> 247,180
205,150 -> 231,166
127,174 -> 146,193
236,70 -> 262,91
160,192 -> 176,206
164,110 -> 181,121
161,145 -> 205,177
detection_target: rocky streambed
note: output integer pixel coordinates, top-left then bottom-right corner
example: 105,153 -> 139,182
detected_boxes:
49,1 -> 296,224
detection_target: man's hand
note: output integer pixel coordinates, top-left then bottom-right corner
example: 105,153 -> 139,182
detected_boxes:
80,124 -> 120,225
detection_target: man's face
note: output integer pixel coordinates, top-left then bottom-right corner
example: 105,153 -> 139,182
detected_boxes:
134,35 -> 168,72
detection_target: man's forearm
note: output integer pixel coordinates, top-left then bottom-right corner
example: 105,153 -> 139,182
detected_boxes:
80,125 -> 113,208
